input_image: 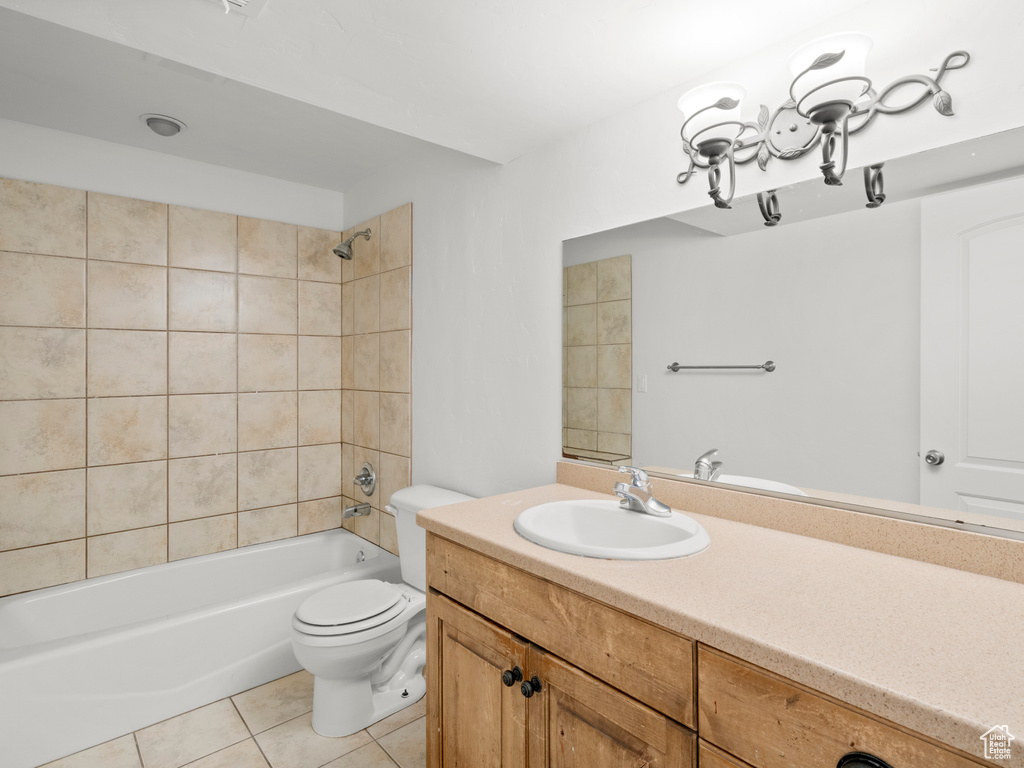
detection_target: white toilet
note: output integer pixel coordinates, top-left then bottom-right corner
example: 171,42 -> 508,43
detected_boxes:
290,485 -> 474,738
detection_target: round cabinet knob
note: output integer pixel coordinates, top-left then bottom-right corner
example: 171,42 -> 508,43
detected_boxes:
501,666 -> 523,687
521,676 -> 542,698
837,752 -> 894,768
924,450 -> 945,466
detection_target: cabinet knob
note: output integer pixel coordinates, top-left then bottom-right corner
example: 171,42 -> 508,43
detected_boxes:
521,676 -> 542,698
837,752 -> 894,768
501,666 -> 523,687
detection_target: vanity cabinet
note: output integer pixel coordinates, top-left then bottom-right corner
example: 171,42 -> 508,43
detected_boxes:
426,533 -> 697,768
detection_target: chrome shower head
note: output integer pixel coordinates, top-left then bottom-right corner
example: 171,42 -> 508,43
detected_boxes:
333,228 -> 372,260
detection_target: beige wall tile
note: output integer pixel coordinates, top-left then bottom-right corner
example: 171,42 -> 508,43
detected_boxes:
238,335 -> 297,392
353,275 -> 380,334
238,447 -> 297,511
169,332 -> 237,394
380,203 -> 412,273
379,267 -> 410,332
0,469 -> 85,550
598,387 -> 631,434
596,299 -> 631,345
168,393 -> 236,458
565,428 -> 597,450
565,387 -> 598,431
377,452 -> 410,511
87,192 -> 167,266
0,178 -> 86,258
379,393 -> 410,457
341,335 -> 354,389
566,304 -> 596,346
298,497 -> 342,535
598,431 -> 631,459
87,460 -> 167,535
341,389 -> 354,444
341,443 -> 353,499
299,280 -> 341,336
341,281 -> 354,336
238,275 -> 297,334
0,539 -> 84,597
353,390 -> 379,450
298,226 -> 342,283
597,343 -> 631,389
379,509 -> 399,555
299,336 -> 342,390
88,396 -> 167,466
88,261 -> 166,330
169,514 -> 237,561
0,252 -> 85,327
299,443 -> 342,501
87,330 -> 167,397
298,389 -> 341,446
0,327 -> 85,399
169,205 -> 237,272
136,699 -> 249,768
40,733 -> 142,768
169,454 -> 237,522
566,345 -> 597,388
353,333 -> 379,391
239,504 -> 297,547
238,217 -> 297,278
88,526 -> 167,577
351,217 -> 381,279
239,391 -> 297,451
340,228 -> 355,284
169,269 -> 237,332
597,253 -> 631,302
379,330 -> 410,393
0,399 -> 85,474
566,261 -> 597,306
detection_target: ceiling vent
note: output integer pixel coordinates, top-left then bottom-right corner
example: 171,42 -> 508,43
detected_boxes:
211,0 -> 270,19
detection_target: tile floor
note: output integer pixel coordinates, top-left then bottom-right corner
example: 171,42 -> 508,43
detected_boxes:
41,671 -> 426,768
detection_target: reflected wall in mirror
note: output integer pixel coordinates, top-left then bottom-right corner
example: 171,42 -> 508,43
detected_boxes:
562,128 -> 1024,538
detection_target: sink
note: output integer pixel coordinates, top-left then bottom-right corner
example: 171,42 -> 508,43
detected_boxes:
679,473 -> 808,496
513,500 -> 709,560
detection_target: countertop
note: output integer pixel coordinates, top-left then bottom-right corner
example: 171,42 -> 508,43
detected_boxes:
417,482 -> 1024,765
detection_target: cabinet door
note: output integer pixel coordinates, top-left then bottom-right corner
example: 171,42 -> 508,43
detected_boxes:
526,647 -> 696,768
427,592 -> 528,768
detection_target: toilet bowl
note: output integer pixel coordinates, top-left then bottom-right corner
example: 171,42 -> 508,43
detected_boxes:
290,485 -> 474,737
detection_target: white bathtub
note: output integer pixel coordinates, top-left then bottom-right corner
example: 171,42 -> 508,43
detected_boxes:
0,529 -> 400,768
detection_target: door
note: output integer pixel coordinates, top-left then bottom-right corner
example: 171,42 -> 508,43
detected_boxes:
921,175 -> 1024,531
526,646 -> 696,768
426,592 -> 528,768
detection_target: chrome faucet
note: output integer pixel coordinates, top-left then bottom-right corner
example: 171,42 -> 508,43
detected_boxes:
694,449 -> 724,481
614,466 -> 672,517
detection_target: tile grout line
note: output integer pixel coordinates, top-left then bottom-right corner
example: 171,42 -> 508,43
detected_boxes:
83,193 -> 90,579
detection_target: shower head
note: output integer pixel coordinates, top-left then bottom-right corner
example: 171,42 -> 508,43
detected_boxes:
333,228 -> 372,260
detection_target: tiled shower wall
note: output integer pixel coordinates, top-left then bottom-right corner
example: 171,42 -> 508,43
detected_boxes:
563,254 -> 632,463
0,177 -> 412,597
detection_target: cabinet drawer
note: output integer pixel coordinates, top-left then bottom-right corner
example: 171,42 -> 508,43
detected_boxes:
427,534 -> 695,728
698,647 -> 984,768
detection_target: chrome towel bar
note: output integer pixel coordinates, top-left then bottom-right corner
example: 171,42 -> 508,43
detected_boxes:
667,360 -> 775,372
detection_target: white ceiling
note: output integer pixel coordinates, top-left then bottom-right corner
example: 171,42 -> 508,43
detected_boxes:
0,0 -> 871,191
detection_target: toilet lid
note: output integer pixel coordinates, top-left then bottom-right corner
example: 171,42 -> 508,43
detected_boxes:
295,580 -> 403,630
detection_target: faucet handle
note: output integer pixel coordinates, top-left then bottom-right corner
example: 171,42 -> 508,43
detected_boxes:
695,448 -> 719,464
618,465 -> 650,489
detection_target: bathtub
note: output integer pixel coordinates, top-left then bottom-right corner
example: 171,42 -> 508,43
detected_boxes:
0,529 -> 400,768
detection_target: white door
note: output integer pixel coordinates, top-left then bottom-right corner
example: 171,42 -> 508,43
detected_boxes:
921,175 -> 1024,532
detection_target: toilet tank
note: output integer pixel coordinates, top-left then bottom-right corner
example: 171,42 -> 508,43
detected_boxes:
388,485 -> 475,591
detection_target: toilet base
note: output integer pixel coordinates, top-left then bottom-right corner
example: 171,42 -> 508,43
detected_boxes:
310,665 -> 427,738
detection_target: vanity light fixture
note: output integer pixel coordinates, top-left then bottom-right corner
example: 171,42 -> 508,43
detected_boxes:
677,34 -> 970,222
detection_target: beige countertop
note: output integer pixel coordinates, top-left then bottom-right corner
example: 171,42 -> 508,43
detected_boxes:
418,482 -> 1024,765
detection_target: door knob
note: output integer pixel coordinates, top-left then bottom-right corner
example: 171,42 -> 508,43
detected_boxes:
501,666 -> 523,687
924,450 -> 945,466
521,676 -> 542,698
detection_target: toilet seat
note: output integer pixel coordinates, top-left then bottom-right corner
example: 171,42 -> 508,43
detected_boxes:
294,580 -> 412,637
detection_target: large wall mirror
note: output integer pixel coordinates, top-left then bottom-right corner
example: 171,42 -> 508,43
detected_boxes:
563,127 -> 1024,539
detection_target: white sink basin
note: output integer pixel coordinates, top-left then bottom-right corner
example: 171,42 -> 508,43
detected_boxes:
513,500 -> 709,560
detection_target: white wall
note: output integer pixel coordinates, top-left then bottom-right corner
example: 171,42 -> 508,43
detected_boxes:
564,204 -> 921,503
344,0 -> 1024,498
0,118 -> 345,229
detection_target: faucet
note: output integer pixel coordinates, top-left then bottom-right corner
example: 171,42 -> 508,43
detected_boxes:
694,449 -> 724,481
343,502 -> 371,519
614,466 -> 672,517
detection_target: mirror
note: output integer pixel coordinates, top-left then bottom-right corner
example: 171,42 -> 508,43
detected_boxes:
563,127 -> 1024,538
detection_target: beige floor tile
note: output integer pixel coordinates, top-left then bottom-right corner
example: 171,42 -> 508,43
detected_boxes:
367,698 -> 426,740
376,718 -> 426,768
182,738 -> 270,768
41,734 -> 141,768
323,741 -> 399,768
255,713 -> 371,768
136,699 -> 250,768
232,671 -> 315,735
